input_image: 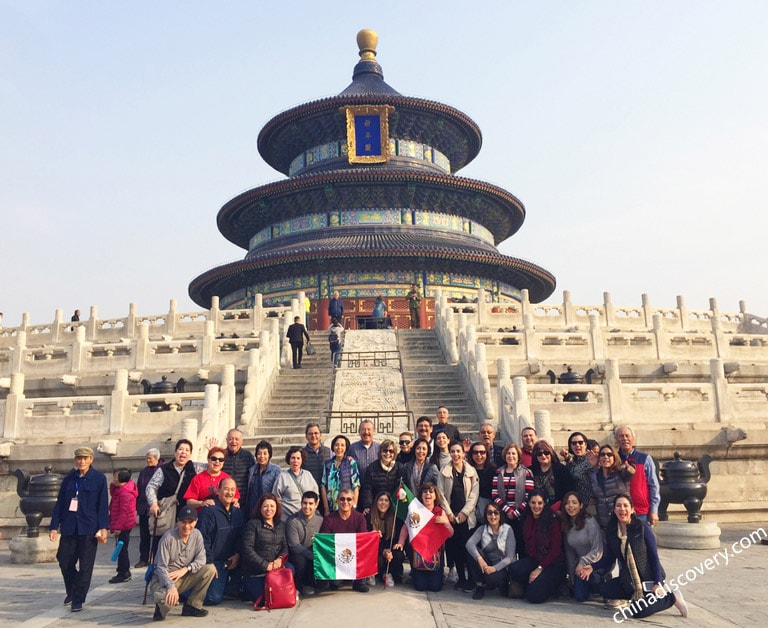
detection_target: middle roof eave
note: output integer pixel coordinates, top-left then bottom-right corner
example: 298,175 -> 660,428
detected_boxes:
217,169 -> 526,249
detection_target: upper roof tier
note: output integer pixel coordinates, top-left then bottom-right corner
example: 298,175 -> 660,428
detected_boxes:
257,29 -> 483,176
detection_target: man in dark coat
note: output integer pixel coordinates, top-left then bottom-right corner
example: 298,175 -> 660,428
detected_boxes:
49,446 -> 109,612
286,316 -> 310,369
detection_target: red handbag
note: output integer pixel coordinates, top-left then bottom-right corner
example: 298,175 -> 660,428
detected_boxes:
253,565 -> 297,611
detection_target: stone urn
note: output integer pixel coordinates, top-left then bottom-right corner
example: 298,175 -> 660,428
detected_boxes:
558,366 -> 587,402
14,466 -> 63,537
141,375 -> 185,411
658,452 -> 713,523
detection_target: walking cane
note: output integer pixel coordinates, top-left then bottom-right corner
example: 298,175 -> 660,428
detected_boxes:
142,516 -> 158,605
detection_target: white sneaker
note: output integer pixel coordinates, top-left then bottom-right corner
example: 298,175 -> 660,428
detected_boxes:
366,575 -> 376,586
673,588 -> 688,618
446,567 -> 458,584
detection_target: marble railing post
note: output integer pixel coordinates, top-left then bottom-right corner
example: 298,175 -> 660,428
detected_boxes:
512,376 -> 532,443
241,348 -> 261,429
710,298 -> 727,358
221,364 -> 236,432
496,359 -> 512,443
167,299 -> 178,337
590,313 -> 604,361
71,326 -> 86,373
710,358 -> 731,423
2,372 -> 25,438
641,293 -> 653,329
523,313 -> 536,362
252,294 -> 263,334
126,303 -> 137,339
52,309 -> 63,343
563,290 -> 574,327
202,321 -> 215,365
136,323 -> 149,370
109,369 -> 129,434
677,295 -> 688,331
605,358 -> 623,425
87,306 -> 98,341
474,342 -> 494,419
12,331 -> 27,373
209,296 -> 220,335
477,288 -> 487,328
520,289 -> 531,319
652,313 -> 664,360
603,292 -> 615,327
21,312 -> 30,331
533,409 -> 552,445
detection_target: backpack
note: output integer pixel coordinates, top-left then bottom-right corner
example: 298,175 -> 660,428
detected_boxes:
329,330 -> 339,344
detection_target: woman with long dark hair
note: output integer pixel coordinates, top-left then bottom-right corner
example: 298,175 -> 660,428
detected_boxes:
467,441 -> 496,525
465,502 -> 516,600
559,431 -> 595,506
321,435 -> 360,513
507,490 -> 566,603
530,440 -> 573,508
367,491 -> 405,585
582,494 -> 688,619
559,491 -> 603,602
590,444 -> 633,530
402,437 -> 438,496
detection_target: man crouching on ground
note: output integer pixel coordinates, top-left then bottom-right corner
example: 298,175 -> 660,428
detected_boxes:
150,505 -> 216,621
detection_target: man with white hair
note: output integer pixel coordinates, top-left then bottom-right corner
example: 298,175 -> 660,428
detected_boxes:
614,425 -> 660,525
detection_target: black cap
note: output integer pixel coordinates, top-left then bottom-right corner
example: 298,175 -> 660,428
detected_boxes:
178,505 -> 198,521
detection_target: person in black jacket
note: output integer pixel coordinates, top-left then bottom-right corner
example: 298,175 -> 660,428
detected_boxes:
582,494 -> 688,619
529,440 -> 574,508
360,440 -> 404,514
196,478 -> 245,605
241,493 -> 291,604
286,316 -> 311,369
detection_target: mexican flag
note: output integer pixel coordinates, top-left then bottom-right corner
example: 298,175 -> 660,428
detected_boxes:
392,481 -> 451,559
313,532 -> 379,580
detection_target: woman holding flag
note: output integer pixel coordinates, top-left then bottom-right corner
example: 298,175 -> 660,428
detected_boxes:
394,483 -> 453,592
367,491 -> 405,585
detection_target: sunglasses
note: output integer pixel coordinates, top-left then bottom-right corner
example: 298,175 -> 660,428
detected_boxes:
600,452 -> 614,457
337,497 -> 354,502
535,451 -> 551,457
471,450 -> 487,455
209,457 -> 225,462
399,440 -> 411,445
486,510 -> 500,516
570,440 -> 585,446
382,449 -> 396,455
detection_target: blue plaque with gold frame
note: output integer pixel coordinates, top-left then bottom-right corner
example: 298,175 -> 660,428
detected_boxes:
342,104 -> 395,164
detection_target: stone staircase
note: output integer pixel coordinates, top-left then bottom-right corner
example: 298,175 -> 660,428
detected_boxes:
398,329 -> 480,437
244,331 -> 333,460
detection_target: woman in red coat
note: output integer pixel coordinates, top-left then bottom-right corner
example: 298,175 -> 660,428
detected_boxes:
108,468 -> 138,583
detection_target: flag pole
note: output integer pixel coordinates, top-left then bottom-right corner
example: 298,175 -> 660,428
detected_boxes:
385,479 -> 404,588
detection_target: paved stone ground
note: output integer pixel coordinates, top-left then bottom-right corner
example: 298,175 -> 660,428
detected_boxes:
1,523 -> 765,627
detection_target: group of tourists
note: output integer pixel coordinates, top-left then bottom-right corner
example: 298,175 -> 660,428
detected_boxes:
48,411 -> 688,621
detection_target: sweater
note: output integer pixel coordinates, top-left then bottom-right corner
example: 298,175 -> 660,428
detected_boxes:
563,515 -> 603,580
109,479 -> 138,532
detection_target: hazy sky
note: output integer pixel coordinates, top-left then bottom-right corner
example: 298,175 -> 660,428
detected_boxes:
2,1 -> 767,326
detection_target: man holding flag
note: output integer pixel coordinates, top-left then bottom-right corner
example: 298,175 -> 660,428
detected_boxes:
392,481 -> 453,592
314,488 -> 377,593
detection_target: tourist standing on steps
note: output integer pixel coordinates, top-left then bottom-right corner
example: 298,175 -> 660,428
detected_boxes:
328,317 -> 344,367
49,446 -> 109,613
302,422 -> 331,503
348,418 -> 380,481
406,283 -> 422,328
286,315 -> 310,369
328,290 -> 344,322
372,296 -> 388,328
435,405 -> 461,442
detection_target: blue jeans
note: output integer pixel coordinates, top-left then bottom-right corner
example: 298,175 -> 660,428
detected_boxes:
572,571 -> 600,602
204,560 -> 241,605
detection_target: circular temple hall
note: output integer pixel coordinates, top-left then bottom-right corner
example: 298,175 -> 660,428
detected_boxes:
189,29 -> 555,329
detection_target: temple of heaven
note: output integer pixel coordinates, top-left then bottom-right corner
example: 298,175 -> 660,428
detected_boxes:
189,29 -> 555,329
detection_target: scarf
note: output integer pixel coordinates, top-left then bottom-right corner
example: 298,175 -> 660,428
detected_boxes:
481,523 -> 510,554
618,523 -> 644,602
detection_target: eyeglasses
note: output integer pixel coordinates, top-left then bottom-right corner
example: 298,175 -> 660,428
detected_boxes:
209,457 -> 225,463
486,510 -> 500,516
337,497 -> 353,502
535,451 -> 551,457
599,452 -> 614,458
471,450 -> 486,455
399,440 -> 411,445
570,440 -> 585,446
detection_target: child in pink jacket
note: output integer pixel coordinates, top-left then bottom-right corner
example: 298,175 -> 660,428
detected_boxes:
108,468 -> 138,583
